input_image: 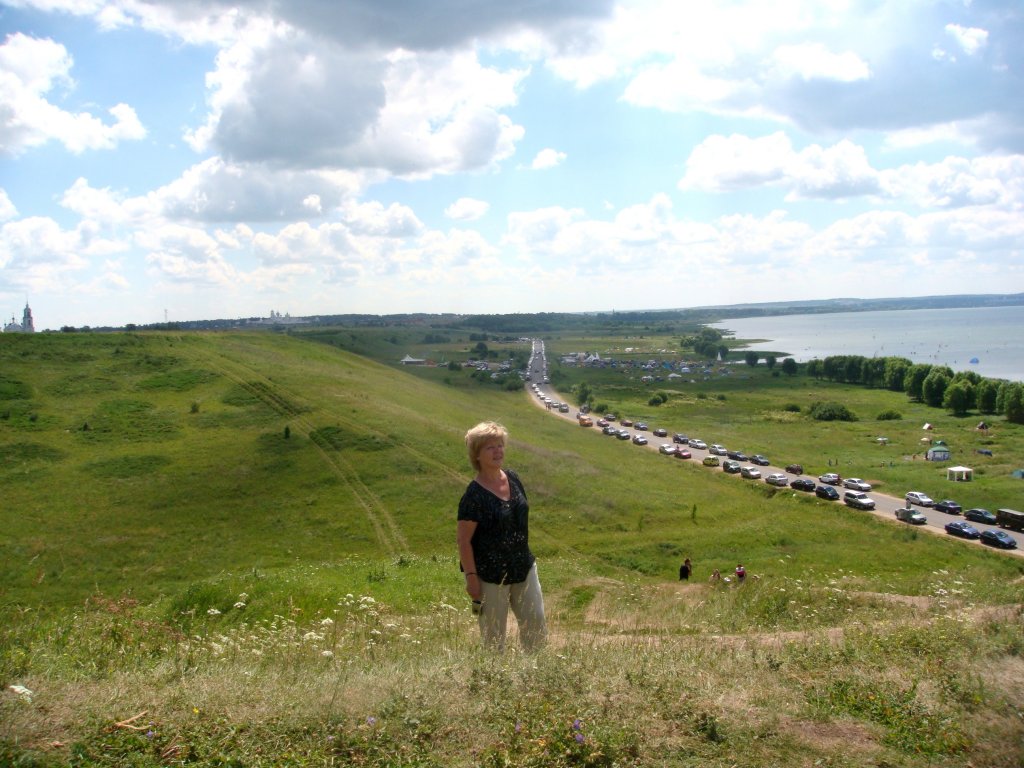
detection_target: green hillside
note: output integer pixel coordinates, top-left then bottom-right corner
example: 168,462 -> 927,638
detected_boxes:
2,331 -> 1023,767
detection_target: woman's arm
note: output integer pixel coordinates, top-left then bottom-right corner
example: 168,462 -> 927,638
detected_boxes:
457,519 -> 481,600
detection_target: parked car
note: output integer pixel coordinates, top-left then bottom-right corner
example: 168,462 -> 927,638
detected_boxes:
689,439 -> 707,450
765,473 -> 789,487
818,473 -> 841,485
980,529 -> 1018,549
672,433 -> 689,444
842,477 -> 872,491
785,464 -> 804,474
702,456 -> 720,467
604,414 -> 617,422
790,478 -> 816,492
722,460 -> 742,473
750,454 -> 770,466
896,506 -> 927,525
710,444 -> 728,456
816,485 -> 840,500
933,500 -> 962,515
620,418 -> 633,427
675,448 -> 692,459
634,422 -> 649,431
596,418 -> 609,427
616,430 -> 631,440
844,491 -> 875,510
659,443 -> 676,455
965,508 -> 997,525
905,491 -> 934,507
653,428 -> 668,437
727,450 -> 747,461
740,466 -> 761,479
632,434 -> 648,445
945,521 -> 980,539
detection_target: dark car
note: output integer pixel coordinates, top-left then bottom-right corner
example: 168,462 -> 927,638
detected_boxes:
785,464 -> 804,474
980,529 -> 1018,549
672,433 -> 689,444
750,454 -> 770,466
634,422 -> 648,431
653,428 -> 668,437
933,500 -> 962,515
945,521 -> 980,539
815,485 -> 840,501
727,450 -> 747,461
616,430 -> 631,440
791,478 -> 816,492
603,425 -> 618,435
965,508 -> 997,525
722,460 -> 742,474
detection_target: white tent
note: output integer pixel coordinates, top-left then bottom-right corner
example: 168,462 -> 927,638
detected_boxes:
947,466 -> 973,482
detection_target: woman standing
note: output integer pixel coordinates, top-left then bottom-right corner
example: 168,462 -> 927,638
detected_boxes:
457,421 -> 547,651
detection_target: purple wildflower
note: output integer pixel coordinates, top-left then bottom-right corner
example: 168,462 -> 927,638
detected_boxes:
572,718 -> 583,731
575,732 -> 586,744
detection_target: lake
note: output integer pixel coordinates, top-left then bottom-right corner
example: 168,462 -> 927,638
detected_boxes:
712,305 -> 1024,383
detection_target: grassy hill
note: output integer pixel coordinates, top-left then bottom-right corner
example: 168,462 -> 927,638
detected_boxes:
2,331 -> 1023,767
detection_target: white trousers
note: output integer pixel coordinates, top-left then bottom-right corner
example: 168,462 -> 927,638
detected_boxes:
477,563 -> 547,651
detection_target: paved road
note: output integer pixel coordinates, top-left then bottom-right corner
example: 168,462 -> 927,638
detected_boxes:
526,339 -> 1023,558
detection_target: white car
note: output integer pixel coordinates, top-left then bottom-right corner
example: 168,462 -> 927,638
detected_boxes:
709,444 -> 728,456
688,439 -> 707,450
740,466 -> 761,479
905,491 -> 935,507
659,443 -> 677,455
842,477 -> 872,491
818,472 -> 841,484
765,473 -> 789,487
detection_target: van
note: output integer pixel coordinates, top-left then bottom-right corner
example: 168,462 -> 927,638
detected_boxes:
996,508 -> 1024,532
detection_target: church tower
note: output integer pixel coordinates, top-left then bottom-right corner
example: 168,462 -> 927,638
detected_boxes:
21,303 -> 34,333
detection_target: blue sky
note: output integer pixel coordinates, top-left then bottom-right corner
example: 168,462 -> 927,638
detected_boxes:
1,0 -> 1022,329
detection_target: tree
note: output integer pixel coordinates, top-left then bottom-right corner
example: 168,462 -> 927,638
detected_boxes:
1004,383 -> 1024,425
575,382 -> 593,408
765,355 -> 777,369
806,359 -> 823,379
942,380 -> 974,416
717,344 -> 729,361
473,341 -> 488,356
976,379 -> 998,414
922,369 -> 951,408
781,357 -> 798,375
903,364 -> 932,401
744,351 -> 759,367
883,357 -> 912,391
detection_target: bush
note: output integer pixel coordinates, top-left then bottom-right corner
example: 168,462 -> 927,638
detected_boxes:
876,409 -> 902,421
648,396 -> 662,406
809,401 -> 858,422
784,403 -> 801,413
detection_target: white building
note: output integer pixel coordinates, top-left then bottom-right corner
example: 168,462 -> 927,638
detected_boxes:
3,304 -> 34,333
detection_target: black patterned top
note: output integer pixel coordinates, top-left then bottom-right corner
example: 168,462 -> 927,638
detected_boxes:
457,469 -> 535,585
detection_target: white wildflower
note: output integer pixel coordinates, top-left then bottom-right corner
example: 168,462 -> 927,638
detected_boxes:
207,608 -> 221,616
234,602 -> 246,609
320,618 -> 334,626
321,650 -> 334,658
303,631 -> 324,642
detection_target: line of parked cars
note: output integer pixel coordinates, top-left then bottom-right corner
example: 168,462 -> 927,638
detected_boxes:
560,401 -> 1020,551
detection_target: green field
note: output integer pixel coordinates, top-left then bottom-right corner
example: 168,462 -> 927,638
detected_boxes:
2,328 -> 1023,767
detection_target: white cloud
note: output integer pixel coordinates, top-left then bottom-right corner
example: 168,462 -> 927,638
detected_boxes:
945,24 -> 988,56
0,189 -> 17,221
531,148 -> 567,169
0,32 -> 145,155
769,42 -> 870,82
445,197 -> 490,221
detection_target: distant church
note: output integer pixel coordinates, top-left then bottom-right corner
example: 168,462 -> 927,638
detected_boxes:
3,303 -> 35,333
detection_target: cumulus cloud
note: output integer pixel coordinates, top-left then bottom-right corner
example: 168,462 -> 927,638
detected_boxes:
445,197 -> 490,221
0,189 -> 17,221
0,32 -> 145,155
769,43 -> 870,83
531,148 -> 567,169
945,24 -> 988,56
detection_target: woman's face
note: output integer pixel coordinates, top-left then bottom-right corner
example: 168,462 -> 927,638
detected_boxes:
477,438 -> 505,470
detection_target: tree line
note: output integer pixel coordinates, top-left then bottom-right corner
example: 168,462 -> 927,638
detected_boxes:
805,355 -> 1024,423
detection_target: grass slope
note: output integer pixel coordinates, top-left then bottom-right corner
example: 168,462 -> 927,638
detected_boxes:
1,331 -> 1023,767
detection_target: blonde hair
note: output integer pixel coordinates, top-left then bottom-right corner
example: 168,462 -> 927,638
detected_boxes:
465,421 -> 508,471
